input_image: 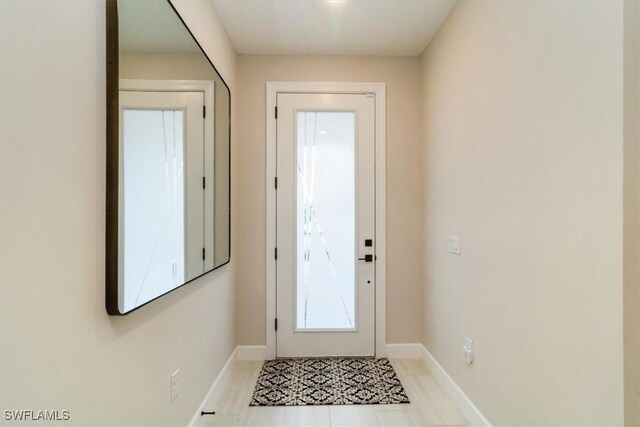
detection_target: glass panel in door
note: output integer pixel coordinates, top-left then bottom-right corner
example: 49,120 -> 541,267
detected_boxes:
122,109 -> 185,311
295,111 -> 356,330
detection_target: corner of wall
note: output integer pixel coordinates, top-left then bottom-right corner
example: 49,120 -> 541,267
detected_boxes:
623,1 -> 640,425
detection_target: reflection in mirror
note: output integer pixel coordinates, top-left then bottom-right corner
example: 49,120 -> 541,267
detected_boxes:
106,0 -> 230,315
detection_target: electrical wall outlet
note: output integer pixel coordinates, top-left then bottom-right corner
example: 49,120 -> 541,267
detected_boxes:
463,338 -> 473,365
171,369 -> 181,401
448,235 -> 461,255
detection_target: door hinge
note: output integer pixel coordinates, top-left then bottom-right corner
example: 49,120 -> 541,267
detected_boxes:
274,247 -> 278,260
202,248 -> 206,260
203,105 -> 206,118
275,318 -> 278,331
274,177 -> 278,189
202,176 -> 206,189
275,106 -> 278,119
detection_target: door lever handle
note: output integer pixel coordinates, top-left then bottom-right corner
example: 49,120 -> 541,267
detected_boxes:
358,254 -> 373,262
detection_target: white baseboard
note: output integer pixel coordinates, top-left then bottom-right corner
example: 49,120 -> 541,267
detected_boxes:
187,348 -> 237,427
237,345 -> 267,361
385,343 -> 424,359
188,344 -> 490,427
420,346 -> 492,427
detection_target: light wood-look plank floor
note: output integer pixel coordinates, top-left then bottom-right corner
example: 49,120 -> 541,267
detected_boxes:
203,359 -> 468,427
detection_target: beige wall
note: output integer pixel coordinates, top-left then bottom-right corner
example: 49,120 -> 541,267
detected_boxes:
420,1 -> 625,425
120,53 -> 214,79
624,1 -> 640,425
236,55 -> 424,345
0,0 -> 237,425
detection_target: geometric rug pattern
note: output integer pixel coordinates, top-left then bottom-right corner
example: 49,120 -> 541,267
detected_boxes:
250,358 -> 410,406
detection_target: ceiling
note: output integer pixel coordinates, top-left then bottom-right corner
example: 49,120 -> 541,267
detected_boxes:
211,0 -> 457,56
119,0 -> 200,54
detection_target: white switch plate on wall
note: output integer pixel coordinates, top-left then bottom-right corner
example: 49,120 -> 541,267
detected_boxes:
463,337 -> 473,365
171,369 -> 181,401
448,235 -> 461,255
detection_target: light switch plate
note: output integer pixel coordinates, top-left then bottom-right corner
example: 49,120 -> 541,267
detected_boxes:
463,346 -> 474,365
171,369 -> 181,401
463,337 -> 473,365
448,235 -> 461,255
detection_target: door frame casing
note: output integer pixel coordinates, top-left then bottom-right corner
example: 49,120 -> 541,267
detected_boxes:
265,82 -> 387,359
119,79 -> 216,275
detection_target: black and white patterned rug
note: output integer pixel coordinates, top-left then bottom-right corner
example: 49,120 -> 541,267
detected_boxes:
250,357 -> 410,406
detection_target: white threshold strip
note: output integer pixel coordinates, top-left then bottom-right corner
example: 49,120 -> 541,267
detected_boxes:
189,344 -> 491,427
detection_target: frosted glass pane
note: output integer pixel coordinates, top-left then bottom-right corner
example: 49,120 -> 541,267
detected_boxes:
296,111 -> 355,330
122,109 -> 185,312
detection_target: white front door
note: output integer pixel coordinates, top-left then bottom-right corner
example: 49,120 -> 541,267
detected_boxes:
119,90 -> 205,311
276,93 -> 376,357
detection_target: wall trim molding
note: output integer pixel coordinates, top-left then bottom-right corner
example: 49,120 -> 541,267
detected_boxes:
385,343 -> 424,359
188,344 -> 490,427
387,343 -> 491,426
237,345 -> 267,361
187,348 -> 237,427
419,345 -> 492,427
265,81 -> 387,359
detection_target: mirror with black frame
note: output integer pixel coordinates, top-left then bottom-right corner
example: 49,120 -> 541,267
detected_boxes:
106,0 -> 230,315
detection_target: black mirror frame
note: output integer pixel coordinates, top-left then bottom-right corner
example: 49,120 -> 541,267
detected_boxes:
105,0 -> 231,316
